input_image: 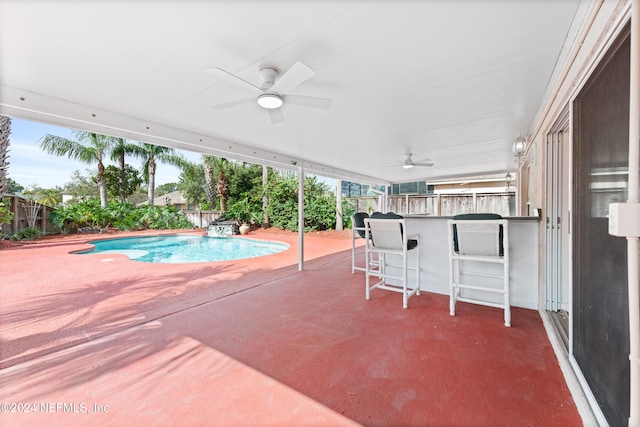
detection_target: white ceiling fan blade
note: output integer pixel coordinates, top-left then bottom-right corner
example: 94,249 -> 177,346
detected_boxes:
210,97 -> 255,110
270,62 -> 315,94
402,153 -> 433,168
268,108 -> 285,124
206,67 -> 263,94
285,94 -> 332,110
414,156 -> 434,167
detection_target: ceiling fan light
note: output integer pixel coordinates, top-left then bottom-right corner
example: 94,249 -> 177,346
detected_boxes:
403,163 -> 414,169
257,93 -> 283,109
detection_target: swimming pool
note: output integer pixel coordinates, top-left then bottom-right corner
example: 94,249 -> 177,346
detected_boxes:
78,235 -> 289,263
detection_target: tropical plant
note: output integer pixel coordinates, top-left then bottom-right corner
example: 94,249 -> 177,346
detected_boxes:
217,164 -> 230,210
266,175 -> 339,232
103,164 -> 143,202
0,115 -> 10,197
178,161 -> 207,206
341,198 -> 356,229
37,188 -> 62,208
10,226 -> 42,241
225,198 -> 261,225
203,156 -> 232,210
137,143 -> 186,206
110,138 -> 145,202
50,199 -> 192,232
0,199 -> 13,226
138,204 -> 192,230
226,161 -> 262,206
265,175 -> 298,230
202,155 -> 217,207
40,131 -> 114,208
49,199 -> 109,232
18,189 -> 43,228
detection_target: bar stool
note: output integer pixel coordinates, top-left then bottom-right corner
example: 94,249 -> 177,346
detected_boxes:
448,213 -> 510,326
351,212 -> 369,273
364,213 -> 420,308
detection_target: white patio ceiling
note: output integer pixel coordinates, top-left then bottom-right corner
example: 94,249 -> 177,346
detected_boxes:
0,0 -> 585,185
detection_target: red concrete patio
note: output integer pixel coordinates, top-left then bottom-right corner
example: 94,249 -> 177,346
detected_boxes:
0,229 -> 581,426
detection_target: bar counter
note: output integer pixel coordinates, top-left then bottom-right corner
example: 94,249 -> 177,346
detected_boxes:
402,215 -> 540,310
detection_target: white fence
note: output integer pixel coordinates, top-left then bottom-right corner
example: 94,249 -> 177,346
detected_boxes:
182,210 -> 223,228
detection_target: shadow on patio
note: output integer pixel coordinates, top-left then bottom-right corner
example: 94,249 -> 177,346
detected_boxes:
0,230 -> 581,426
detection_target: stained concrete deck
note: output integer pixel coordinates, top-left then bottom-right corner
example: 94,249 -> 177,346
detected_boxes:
0,229 -> 581,426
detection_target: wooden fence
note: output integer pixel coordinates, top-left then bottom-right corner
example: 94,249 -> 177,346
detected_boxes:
1,195 -> 55,235
1,193 -> 514,236
346,192 -> 515,217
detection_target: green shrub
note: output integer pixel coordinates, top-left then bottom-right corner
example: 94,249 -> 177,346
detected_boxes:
341,199 -> 356,229
0,199 -> 13,225
11,227 -> 42,241
225,198 -> 261,225
267,176 -> 338,232
138,205 -> 193,230
50,199 -> 193,232
50,199 -> 109,232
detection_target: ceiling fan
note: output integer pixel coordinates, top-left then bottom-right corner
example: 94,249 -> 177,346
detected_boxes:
207,62 -> 332,124
402,153 -> 434,169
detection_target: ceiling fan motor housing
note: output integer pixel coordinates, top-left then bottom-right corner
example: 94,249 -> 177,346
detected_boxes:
259,67 -> 278,89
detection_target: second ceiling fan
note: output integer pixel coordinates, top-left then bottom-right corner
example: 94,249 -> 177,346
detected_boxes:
402,153 -> 434,169
208,62 -> 332,124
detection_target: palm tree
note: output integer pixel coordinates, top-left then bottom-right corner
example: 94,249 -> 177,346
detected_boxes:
111,138 -> 144,202
40,131 -> 113,208
216,164 -> 230,212
203,155 -> 230,211
0,115 -> 10,197
203,155 -> 217,207
138,143 -> 186,206
37,189 -> 61,208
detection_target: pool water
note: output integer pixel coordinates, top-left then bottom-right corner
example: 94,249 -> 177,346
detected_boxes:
78,235 -> 289,263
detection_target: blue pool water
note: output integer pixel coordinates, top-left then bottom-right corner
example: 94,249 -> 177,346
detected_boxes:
78,235 -> 289,263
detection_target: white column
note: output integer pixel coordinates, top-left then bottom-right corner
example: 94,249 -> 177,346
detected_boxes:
298,164 -> 305,272
627,1 -> 640,425
336,180 -> 343,231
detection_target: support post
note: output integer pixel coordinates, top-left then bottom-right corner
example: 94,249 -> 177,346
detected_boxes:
298,164 -> 304,272
336,179 -> 343,231
628,2 -> 640,425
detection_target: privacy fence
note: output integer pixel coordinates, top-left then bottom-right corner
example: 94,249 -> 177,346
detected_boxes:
1,195 -> 56,235
346,193 -> 515,217
1,193 -> 515,236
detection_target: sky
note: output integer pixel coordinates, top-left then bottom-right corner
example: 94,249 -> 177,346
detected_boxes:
7,117 -> 203,190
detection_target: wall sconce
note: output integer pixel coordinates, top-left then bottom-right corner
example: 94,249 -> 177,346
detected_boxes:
505,172 -> 514,189
512,135 -> 527,160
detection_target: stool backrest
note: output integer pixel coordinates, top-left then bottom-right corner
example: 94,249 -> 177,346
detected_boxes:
352,212 -> 369,238
365,218 -> 405,251
452,213 -> 504,256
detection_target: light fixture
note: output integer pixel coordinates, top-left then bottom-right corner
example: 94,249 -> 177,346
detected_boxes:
257,93 -> 283,109
505,172 -> 514,189
403,163 -> 414,169
512,134 -> 526,158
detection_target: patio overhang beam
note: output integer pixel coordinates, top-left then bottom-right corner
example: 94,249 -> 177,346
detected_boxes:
385,169 -> 517,187
0,85 -> 388,186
